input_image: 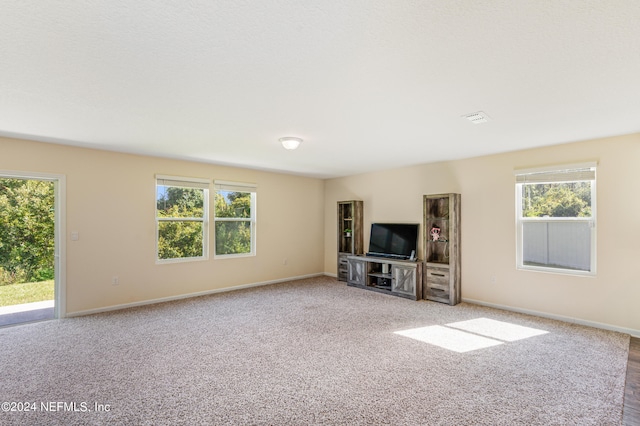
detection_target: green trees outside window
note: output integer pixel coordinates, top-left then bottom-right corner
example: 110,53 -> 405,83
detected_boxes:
155,178 -> 255,261
0,178 -> 55,285
156,183 -> 207,261
214,190 -> 254,256
521,182 -> 592,218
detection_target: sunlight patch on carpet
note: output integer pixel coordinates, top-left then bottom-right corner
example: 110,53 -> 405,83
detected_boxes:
447,318 -> 548,342
395,318 -> 549,353
395,325 -> 503,353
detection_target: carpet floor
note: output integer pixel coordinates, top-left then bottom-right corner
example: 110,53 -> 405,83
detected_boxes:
0,276 -> 629,425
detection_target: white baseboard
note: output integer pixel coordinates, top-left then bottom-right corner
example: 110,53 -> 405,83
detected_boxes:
66,279 -> 640,339
66,273 -> 325,318
463,297 -> 640,338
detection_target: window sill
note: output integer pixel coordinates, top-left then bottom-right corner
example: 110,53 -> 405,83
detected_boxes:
156,256 -> 208,265
214,253 -> 255,260
517,264 -> 596,277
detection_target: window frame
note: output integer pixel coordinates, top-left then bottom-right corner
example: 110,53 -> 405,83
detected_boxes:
213,180 -> 257,259
514,163 -> 597,276
155,175 -> 210,264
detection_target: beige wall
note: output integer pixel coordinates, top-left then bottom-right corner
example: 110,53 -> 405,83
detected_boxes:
4,133 -> 639,334
1,137 -> 325,314
325,133 -> 640,334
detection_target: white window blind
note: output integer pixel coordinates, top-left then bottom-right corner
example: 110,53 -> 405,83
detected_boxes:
514,162 -> 596,183
157,175 -> 210,189
214,180 -> 257,193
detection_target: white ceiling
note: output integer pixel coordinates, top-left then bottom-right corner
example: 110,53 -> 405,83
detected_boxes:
1,1 -> 639,178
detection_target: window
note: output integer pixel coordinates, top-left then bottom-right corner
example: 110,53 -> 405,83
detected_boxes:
156,176 -> 209,262
515,163 -> 596,275
214,181 -> 256,257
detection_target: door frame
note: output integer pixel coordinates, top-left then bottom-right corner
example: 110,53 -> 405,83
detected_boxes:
0,170 -> 66,318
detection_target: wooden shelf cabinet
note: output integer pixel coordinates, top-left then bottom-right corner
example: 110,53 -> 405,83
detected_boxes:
337,200 -> 363,281
423,193 -> 461,305
347,255 -> 422,300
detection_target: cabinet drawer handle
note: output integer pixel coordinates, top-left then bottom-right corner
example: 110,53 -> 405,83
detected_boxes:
431,273 -> 445,277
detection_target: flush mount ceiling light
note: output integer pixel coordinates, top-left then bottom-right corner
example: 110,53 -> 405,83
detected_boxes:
279,136 -> 303,150
462,111 -> 491,124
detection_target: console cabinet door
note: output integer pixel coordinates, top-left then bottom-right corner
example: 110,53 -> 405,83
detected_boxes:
392,264 -> 416,296
348,259 -> 366,286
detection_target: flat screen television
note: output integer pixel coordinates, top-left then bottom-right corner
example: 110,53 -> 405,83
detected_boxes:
367,223 -> 419,260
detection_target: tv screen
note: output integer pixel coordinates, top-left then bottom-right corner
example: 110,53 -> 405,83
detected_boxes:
367,223 -> 419,260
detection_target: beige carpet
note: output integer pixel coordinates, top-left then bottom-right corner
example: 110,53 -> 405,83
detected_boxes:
0,276 -> 629,425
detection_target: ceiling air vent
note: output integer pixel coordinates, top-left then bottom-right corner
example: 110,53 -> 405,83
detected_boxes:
462,111 -> 490,124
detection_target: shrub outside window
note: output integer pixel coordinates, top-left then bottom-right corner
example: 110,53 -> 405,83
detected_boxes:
156,176 -> 209,262
214,181 -> 257,257
515,163 -> 596,275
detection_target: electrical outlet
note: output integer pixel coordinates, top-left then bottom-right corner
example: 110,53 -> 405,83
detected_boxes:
112,276 -> 119,286
490,275 -> 497,285
283,258 -> 288,265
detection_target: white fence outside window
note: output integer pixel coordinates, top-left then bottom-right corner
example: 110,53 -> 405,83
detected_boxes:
522,221 -> 591,271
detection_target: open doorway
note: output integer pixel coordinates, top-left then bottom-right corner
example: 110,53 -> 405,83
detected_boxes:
0,172 -> 65,326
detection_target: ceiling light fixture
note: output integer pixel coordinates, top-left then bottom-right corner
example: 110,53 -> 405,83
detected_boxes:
280,136 -> 303,150
462,111 -> 490,124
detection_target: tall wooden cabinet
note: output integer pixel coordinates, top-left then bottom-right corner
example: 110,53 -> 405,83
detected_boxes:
337,200 -> 364,281
423,193 -> 461,305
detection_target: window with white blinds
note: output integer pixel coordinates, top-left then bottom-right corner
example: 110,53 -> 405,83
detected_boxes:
156,175 -> 210,262
515,163 -> 596,275
213,180 -> 257,257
